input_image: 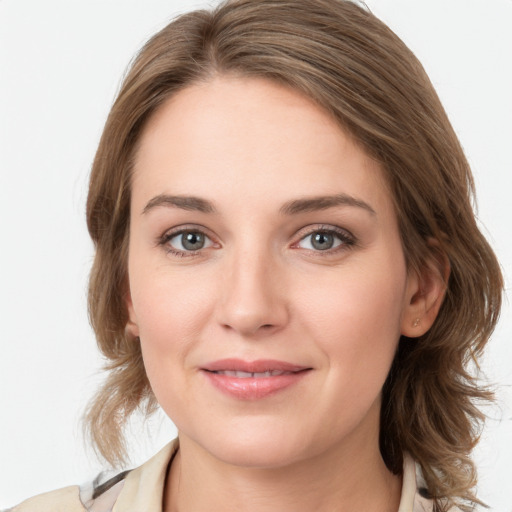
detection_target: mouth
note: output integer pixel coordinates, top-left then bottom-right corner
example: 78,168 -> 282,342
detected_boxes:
208,369 -> 297,378
201,358 -> 310,373
201,359 -> 312,400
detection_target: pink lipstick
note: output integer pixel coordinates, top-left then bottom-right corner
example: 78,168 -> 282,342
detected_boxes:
201,359 -> 311,400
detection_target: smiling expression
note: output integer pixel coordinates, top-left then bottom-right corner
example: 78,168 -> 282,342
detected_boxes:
126,76 -> 422,468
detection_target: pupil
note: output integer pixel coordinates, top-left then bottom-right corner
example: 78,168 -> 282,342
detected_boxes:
312,232 -> 333,250
182,232 -> 204,250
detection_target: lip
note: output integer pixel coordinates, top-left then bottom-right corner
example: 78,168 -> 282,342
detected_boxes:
201,359 -> 312,400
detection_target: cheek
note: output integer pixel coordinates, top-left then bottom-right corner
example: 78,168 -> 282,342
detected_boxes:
128,262 -> 220,390
299,257 -> 407,377
130,275 -> 200,414
131,272 -> 206,346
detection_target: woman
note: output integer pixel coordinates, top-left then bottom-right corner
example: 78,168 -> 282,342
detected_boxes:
7,0 -> 503,511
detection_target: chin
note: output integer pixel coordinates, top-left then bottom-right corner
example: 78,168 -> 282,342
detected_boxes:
209,441 -> 305,470
185,420 -> 311,469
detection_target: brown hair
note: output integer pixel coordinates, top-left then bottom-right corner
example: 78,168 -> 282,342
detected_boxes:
85,1 -> 503,509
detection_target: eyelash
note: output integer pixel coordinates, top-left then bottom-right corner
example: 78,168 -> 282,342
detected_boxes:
293,225 -> 356,255
158,225 -> 215,258
158,224 -> 356,258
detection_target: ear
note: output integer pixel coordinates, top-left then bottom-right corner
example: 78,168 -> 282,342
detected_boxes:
124,286 -> 140,339
400,241 -> 450,338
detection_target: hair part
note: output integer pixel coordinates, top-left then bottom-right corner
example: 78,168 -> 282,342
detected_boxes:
84,1 -> 503,509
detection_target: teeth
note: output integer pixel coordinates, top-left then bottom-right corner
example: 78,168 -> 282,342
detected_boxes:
214,370 -> 288,378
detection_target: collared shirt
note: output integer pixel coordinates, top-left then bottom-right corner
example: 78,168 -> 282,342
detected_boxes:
8,440 -> 460,512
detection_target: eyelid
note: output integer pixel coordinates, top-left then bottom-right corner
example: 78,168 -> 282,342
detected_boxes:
291,224 -> 356,252
157,224 -> 219,257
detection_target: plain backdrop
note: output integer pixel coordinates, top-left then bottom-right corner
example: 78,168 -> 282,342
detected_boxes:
1,0 -> 511,509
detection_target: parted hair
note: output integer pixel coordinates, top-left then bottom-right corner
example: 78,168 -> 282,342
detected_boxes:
85,1 -> 503,510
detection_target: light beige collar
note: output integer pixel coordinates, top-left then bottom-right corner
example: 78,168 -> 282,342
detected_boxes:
398,454 -> 419,512
113,439 -> 179,512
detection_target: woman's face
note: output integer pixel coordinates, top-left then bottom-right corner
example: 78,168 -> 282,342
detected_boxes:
127,76 -> 421,468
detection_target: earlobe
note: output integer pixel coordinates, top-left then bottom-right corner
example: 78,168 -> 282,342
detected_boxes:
125,290 -> 140,339
401,243 -> 450,338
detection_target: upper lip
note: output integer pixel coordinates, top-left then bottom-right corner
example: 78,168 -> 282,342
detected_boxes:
201,358 -> 311,373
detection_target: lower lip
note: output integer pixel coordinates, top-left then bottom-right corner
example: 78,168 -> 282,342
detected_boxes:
203,370 -> 310,400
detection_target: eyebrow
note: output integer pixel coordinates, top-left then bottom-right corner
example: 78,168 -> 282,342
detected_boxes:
142,195 -> 216,214
279,194 -> 376,216
141,193 -> 376,216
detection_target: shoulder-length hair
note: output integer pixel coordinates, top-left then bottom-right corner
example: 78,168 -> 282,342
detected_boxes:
85,1 -> 503,509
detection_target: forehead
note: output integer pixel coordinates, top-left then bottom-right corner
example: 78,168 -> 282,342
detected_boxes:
132,76 -> 392,216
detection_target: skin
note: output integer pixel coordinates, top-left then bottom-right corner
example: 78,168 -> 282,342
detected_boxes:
126,76 -> 445,512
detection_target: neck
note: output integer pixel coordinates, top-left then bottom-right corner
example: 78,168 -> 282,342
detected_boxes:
164,430 -> 402,512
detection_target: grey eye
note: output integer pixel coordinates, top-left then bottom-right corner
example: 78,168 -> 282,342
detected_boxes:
311,232 -> 334,250
298,231 -> 345,251
168,231 -> 213,252
181,232 -> 205,250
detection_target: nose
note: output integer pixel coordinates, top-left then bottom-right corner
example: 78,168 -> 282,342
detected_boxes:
216,248 -> 289,337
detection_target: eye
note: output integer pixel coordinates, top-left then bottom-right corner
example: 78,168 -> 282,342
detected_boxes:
296,228 -> 354,252
161,229 -> 214,255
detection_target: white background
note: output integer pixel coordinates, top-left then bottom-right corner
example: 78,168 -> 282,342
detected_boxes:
1,0 -> 511,509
